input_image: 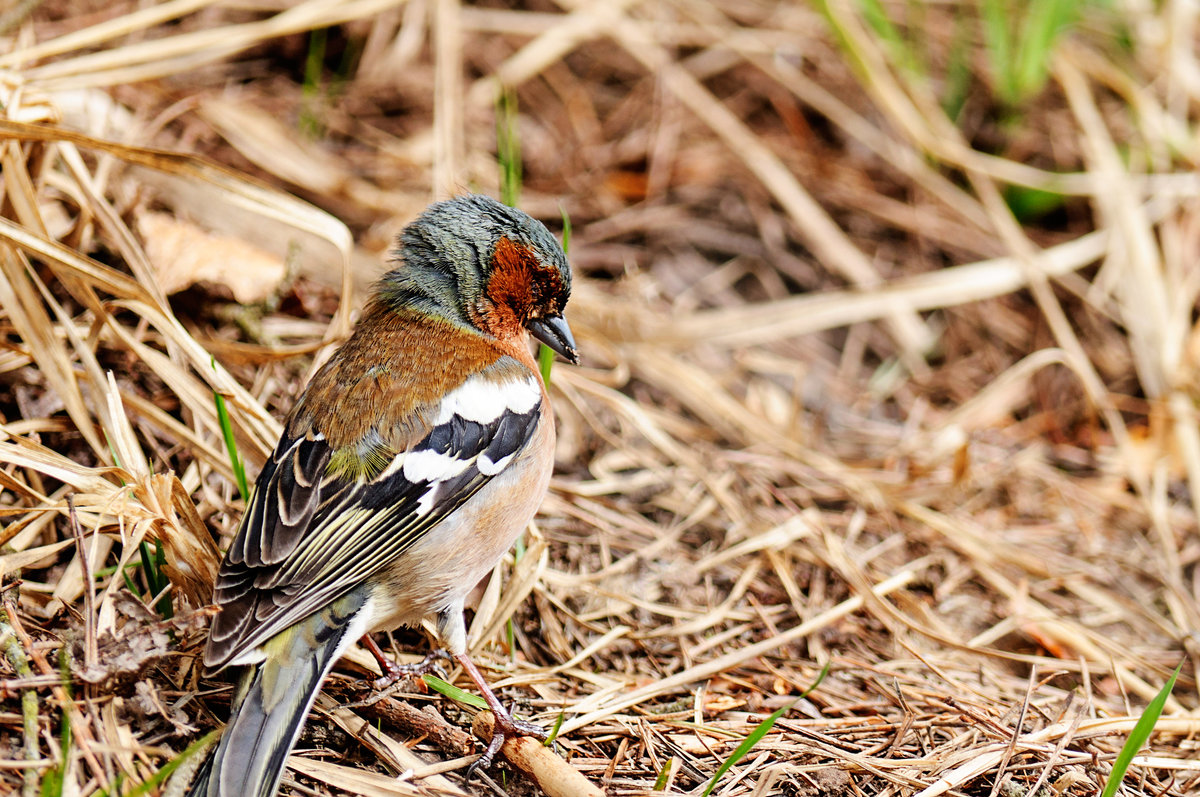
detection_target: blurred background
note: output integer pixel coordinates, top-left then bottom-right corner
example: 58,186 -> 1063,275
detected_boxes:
1,1 -> 1199,795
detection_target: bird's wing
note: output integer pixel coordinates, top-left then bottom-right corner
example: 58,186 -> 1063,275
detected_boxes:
203,369 -> 543,671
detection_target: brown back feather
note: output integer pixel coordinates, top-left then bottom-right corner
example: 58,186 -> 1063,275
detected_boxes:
287,302 -> 505,451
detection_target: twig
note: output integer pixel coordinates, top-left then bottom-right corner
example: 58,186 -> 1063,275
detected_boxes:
66,495 -> 98,673
346,690 -> 474,757
0,674 -> 67,691
472,711 -> 603,797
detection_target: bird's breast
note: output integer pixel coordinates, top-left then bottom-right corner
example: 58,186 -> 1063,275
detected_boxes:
365,402 -> 555,631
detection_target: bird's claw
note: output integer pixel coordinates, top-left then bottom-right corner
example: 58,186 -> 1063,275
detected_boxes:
372,647 -> 449,691
464,707 -> 546,780
506,715 -> 548,741
466,730 -> 505,779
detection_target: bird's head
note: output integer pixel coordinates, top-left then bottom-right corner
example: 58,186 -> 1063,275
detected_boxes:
380,194 -> 578,363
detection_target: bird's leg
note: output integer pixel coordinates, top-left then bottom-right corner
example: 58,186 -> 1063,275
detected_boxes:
436,607 -> 545,777
362,635 -> 448,690
456,652 -> 547,778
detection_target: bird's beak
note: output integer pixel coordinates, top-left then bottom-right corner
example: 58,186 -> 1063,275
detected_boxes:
527,314 -> 579,364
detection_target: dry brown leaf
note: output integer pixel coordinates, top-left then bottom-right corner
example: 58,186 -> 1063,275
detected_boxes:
136,210 -> 287,303
75,599 -> 214,690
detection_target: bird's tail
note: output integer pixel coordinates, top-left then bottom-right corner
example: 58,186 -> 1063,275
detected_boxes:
187,589 -> 369,797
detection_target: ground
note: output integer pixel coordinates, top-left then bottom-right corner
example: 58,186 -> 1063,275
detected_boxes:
0,2 -> 1198,796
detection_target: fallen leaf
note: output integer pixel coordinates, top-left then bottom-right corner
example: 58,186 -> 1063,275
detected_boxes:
136,210 -> 286,303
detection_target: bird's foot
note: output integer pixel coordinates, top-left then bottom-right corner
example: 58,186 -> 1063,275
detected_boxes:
371,647 -> 449,691
466,705 -> 546,779
452,649 -> 548,778
341,644 -> 450,709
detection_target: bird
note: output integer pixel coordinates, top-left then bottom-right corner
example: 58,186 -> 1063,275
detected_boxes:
187,193 -> 578,797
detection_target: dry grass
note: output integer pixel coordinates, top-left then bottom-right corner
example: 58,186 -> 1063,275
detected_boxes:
2,1 -> 1200,795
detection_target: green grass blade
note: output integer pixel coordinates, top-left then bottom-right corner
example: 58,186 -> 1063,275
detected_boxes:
652,757 -> 673,791
543,711 -> 564,746
701,662 -> 831,797
538,344 -> 555,386
40,766 -> 62,797
1003,184 -> 1066,221
980,0 -> 1017,104
505,614 -> 516,661
1014,0 -> 1077,100
110,728 -> 221,797
213,388 -> 249,501
122,566 -> 143,599
95,561 -> 141,579
94,774 -> 125,797
982,0 -> 1083,104
942,7 -> 973,119
1100,661 -> 1183,797
424,674 -> 489,710
40,652 -> 74,797
700,706 -> 787,796
137,542 -> 160,597
496,87 -> 522,208
152,540 -> 172,619
138,540 -> 173,619
857,0 -> 899,44
559,205 -> 571,256
103,430 -> 123,472
855,0 -> 924,77
300,27 -> 327,139
542,710 -> 564,748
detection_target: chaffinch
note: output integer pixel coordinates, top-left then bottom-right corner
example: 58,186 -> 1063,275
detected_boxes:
189,194 -> 577,797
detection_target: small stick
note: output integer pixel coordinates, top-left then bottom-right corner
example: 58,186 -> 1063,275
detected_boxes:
66,495 -> 98,673
355,697 -> 474,757
472,712 -> 603,797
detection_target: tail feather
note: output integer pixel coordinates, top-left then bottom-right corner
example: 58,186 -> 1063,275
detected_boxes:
188,588 -> 370,797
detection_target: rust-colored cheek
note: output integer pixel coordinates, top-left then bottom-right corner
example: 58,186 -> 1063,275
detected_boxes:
479,237 -> 562,339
